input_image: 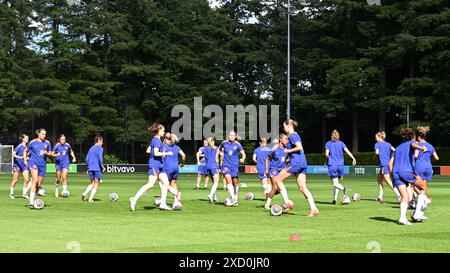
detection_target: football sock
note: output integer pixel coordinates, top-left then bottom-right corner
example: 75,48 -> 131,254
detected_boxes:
83,184 -> 93,196
29,192 -> 35,205
22,186 -> 27,195
9,187 -> 14,195
333,186 -> 340,201
416,194 -> 426,214
160,183 -> 169,206
400,201 -> 408,221
62,185 -> 68,192
234,185 -> 239,200
305,192 -> 318,211
280,189 -> 289,204
210,182 -> 218,197
265,197 -> 272,208
25,182 -> 32,193
227,184 -> 235,201
89,187 -> 97,202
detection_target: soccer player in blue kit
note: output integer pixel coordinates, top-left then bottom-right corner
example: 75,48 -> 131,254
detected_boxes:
195,139 -> 210,190
215,131 -> 246,206
205,137 -> 221,203
162,133 -> 185,208
253,138 -> 272,198
274,119 -> 319,217
52,134 -> 76,197
9,134 -> 30,199
264,135 -> 288,210
82,135 -> 105,203
325,130 -> 357,205
130,124 -> 174,211
24,129 -> 52,209
389,128 -> 428,225
414,126 -> 439,211
374,131 -> 400,203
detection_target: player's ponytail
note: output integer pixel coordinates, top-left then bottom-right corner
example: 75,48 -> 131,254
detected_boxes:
416,126 -> 429,140
148,124 -> 163,134
400,128 -> 415,141
283,119 -> 298,129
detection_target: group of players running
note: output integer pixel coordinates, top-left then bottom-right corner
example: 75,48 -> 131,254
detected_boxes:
8,119 -> 438,225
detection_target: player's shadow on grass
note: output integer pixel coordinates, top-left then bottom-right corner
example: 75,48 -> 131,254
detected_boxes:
315,201 -> 334,205
361,198 -> 397,205
143,206 -> 159,211
369,217 -> 398,224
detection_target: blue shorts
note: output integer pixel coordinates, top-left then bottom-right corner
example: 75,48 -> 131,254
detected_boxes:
28,162 -> 46,177
88,171 -> 103,181
269,168 -> 280,178
13,163 -> 27,173
257,171 -> 268,180
165,168 -> 179,181
393,172 -> 417,188
148,166 -> 165,176
56,163 -> 70,172
415,167 -> 432,182
222,165 -> 239,178
287,165 -> 307,175
198,165 -> 208,176
328,165 -> 344,179
379,165 -> 389,175
206,167 -> 219,177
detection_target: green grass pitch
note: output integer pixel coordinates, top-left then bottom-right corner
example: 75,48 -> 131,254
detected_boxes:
1,173 -> 450,253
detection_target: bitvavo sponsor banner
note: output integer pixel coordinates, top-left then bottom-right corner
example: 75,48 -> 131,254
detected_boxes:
46,164 -> 77,173
77,164 -> 199,174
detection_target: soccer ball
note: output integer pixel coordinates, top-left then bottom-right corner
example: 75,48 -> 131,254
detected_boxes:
37,187 -> 46,196
61,190 -> 70,198
34,199 -> 45,209
341,195 -> 351,205
109,193 -> 119,202
155,197 -> 162,206
352,193 -> 361,202
172,203 -> 183,210
245,192 -> 255,200
270,204 -> 283,216
224,198 -> 234,207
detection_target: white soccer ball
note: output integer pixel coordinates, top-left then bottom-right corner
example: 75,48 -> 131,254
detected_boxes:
34,199 -> 45,209
352,193 -> 361,202
224,198 -> 233,207
341,195 -> 351,205
172,203 -> 183,210
245,192 -> 255,200
270,204 -> 283,216
109,193 -> 119,202
155,197 -> 162,206
61,190 -> 70,198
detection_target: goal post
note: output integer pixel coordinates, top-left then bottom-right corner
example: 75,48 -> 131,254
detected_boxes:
0,145 -> 13,174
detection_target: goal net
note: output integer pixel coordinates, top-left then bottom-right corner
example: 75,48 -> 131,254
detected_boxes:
0,145 -> 13,174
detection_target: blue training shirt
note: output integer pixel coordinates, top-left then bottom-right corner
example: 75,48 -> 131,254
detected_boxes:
27,139 -> 51,167
219,140 -> 243,168
86,145 -> 103,172
163,144 -> 180,171
149,136 -> 164,168
53,143 -> 72,165
416,142 -> 435,169
374,141 -> 393,167
286,133 -> 307,168
326,140 -> 346,166
14,144 -> 27,166
253,146 -> 272,173
393,140 -> 415,173
269,146 -> 287,171
204,146 -> 219,169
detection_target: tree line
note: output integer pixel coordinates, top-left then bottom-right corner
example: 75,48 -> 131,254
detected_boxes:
0,0 -> 449,164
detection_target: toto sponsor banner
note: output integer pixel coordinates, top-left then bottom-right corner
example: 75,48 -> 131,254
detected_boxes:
350,166 -> 378,175
245,165 -> 258,174
179,165 -> 198,173
46,164 -> 77,173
